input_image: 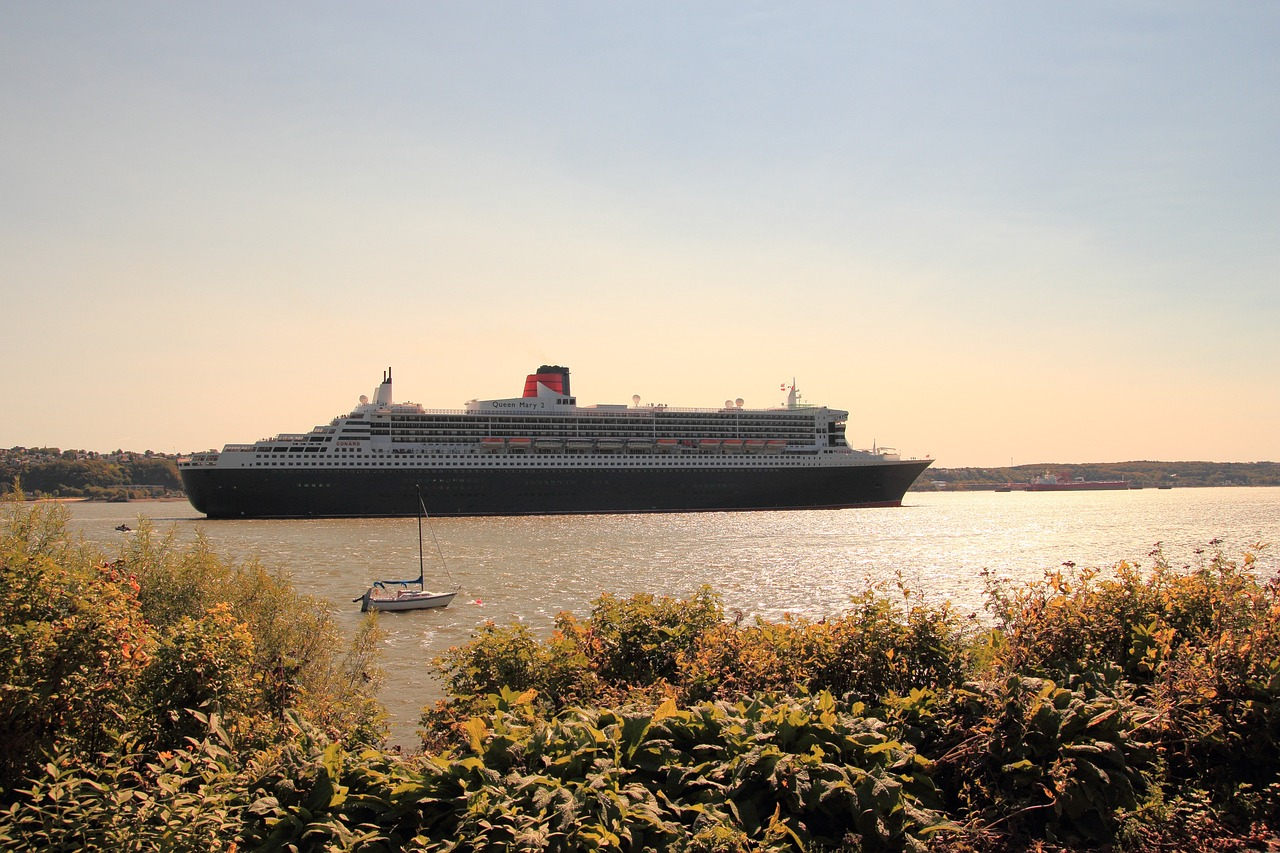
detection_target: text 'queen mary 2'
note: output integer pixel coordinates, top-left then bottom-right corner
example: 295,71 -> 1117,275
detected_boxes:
178,366 -> 933,519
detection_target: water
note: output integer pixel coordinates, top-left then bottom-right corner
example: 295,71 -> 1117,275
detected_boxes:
60,487 -> 1280,747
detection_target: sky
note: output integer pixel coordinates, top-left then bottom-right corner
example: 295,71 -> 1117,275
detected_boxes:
2,2 -> 1277,468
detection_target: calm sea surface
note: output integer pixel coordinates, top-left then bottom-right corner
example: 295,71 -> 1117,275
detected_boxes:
62,487 -> 1280,747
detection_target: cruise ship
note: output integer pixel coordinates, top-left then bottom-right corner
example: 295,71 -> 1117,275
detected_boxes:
178,366 -> 932,518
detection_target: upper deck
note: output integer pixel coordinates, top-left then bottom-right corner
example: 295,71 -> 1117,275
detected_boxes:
177,366 -> 876,465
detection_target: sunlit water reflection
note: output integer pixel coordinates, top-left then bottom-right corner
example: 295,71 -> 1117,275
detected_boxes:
62,487 -> 1279,747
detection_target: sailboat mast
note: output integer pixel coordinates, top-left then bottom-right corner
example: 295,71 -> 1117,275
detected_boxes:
416,490 -> 426,586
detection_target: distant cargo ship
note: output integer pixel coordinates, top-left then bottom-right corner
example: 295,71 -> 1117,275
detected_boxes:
178,365 -> 933,518
1022,472 -> 1131,492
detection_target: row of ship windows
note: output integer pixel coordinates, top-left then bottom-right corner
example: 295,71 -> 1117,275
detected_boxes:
341,421 -> 819,429
252,448 -> 808,455
375,425 -> 815,432
364,428 -> 828,438
368,427 -> 820,437
255,444 -> 818,456
384,415 -> 821,424
250,458 -> 821,467
374,420 -> 819,425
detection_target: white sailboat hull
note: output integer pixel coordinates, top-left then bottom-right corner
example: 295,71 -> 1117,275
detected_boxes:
360,589 -> 458,612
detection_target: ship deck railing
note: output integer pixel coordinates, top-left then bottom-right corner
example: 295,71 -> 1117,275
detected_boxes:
377,404 -> 829,417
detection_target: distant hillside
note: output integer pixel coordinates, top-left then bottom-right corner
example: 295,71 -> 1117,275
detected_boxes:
912,460 -> 1280,491
1,447 -> 183,500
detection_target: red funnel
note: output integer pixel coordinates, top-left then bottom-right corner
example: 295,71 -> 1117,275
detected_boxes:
523,365 -> 571,398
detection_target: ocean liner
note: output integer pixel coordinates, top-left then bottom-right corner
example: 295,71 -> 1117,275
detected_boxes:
178,366 -> 932,519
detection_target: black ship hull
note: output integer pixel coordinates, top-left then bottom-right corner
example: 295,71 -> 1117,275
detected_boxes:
180,460 -> 933,519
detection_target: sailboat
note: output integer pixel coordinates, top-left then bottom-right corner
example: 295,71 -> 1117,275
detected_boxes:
357,489 -> 459,613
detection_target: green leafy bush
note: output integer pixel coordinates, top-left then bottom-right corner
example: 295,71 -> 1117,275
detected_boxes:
118,519 -> 388,746
0,717 -> 242,852
429,587 -> 724,733
136,603 -> 260,748
0,502 -> 152,792
562,586 -> 724,686
677,592 -> 974,705
0,497 -> 385,802
983,543 -> 1280,816
936,673 -> 1153,846
414,688 -> 950,852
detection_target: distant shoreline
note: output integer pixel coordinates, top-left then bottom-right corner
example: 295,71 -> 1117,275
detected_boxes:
18,496 -> 190,504
914,460 -> 1280,491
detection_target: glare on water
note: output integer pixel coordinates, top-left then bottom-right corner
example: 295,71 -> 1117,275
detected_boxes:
62,487 -> 1280,748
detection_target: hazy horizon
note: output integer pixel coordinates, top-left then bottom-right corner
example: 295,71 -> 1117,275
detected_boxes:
3,3 -> 1277,468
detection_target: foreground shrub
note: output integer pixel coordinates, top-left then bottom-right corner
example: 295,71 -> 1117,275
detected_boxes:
934,673 -> 1154,847
431,581 -> 972,738
428,587 -> 724,733
433,620 -> 594,705
119,520 -> 389,747
0,716 -> 242,852
984,543 -> 1280,813
414,688 -> 950,852
0,498 -> 385,800
680,580 -> 973,705
559,586 -> 724,686
4,691 -> 950,851
984,545 -> 1274,685
135,603 -> 260,748
0,501 -> 152,792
